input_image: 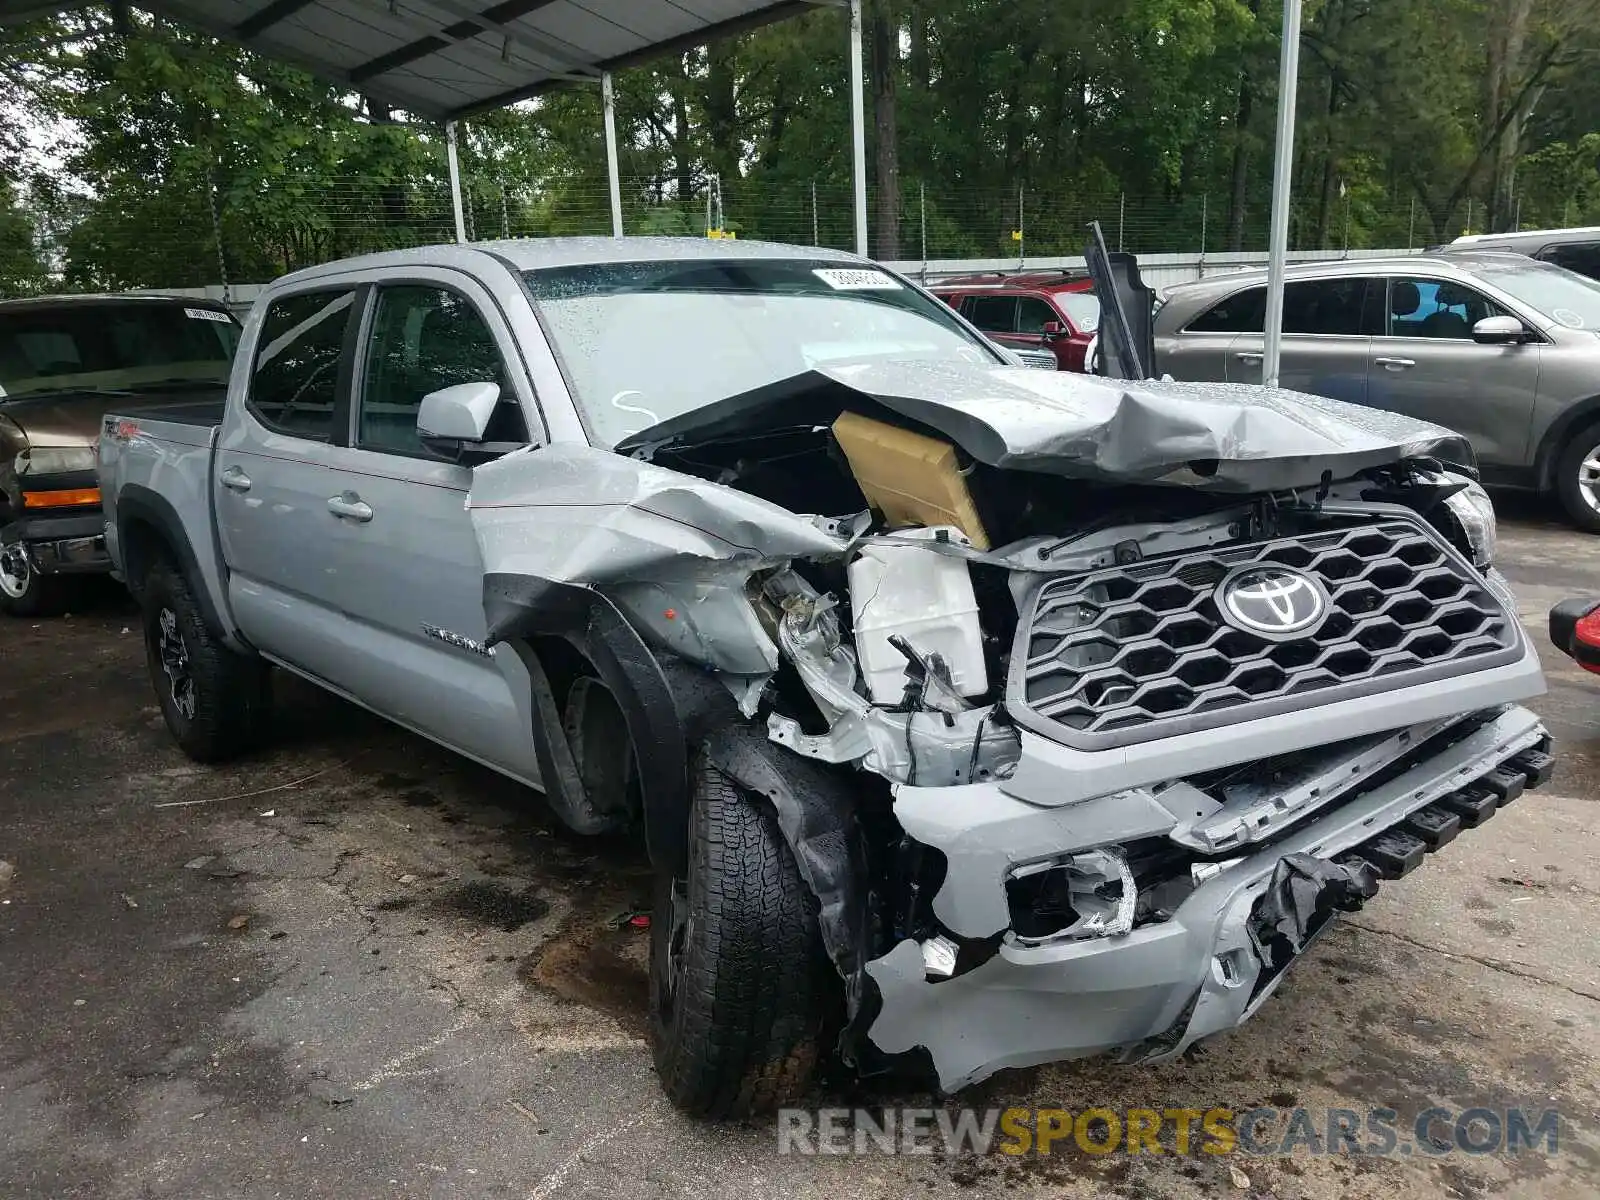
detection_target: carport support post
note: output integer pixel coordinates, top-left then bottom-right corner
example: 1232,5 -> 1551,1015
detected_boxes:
446,121 -> 467,245
848,0 -> 868,256
1262,0 -> 1303,390
602,72 -> 624,237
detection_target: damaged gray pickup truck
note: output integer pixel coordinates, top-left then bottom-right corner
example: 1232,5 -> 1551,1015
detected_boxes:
98,238 -> 1553,1118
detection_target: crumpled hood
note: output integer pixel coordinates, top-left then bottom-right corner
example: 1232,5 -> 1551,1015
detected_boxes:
818,361 -> 1474,491
625,359 -> 1474,493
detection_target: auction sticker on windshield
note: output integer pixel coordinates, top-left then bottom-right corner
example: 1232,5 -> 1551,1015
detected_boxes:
185,307 -> 233,322
814,268 -> 903,291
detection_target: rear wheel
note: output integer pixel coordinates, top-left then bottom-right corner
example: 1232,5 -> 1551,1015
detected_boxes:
0,542 -> 66,617
648,755 -> 827,1118
1555,426 -> 1600,533
141,558 -> 271,762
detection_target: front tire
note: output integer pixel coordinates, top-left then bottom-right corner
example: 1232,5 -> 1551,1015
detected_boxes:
649,755 -> 827,1118
141,558 -> 271,762
0,542 -> 66,617
1555,425 -> 1600,533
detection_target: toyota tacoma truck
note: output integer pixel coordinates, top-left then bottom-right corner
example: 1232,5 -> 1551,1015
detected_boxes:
98,238 -> 1552,1118
0,293 -> 239,614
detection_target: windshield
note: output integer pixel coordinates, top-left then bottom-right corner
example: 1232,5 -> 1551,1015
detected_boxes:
0,303 -> 239,399
523,258 -> 999,446
1468,259 -> 1600,331
1057,292 -> 1101,332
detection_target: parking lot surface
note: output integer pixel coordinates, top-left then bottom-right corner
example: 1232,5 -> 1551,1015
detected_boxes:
3,497 -> 1599,1199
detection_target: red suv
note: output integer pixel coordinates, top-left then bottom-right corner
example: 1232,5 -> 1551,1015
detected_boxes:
931,272 -> 1101,372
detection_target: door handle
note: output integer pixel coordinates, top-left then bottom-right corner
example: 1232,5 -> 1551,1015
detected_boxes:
1375,356 -> 1416,370
327,492 -> 373,523
1234,351 -> 1264,363
219,465 -> 251,493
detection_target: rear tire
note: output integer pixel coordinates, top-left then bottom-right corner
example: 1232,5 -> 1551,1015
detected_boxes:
1555,425 -> 1600,533
0,543 -> 67,617
141,558 -> 271,762
648,755 -> 827,1118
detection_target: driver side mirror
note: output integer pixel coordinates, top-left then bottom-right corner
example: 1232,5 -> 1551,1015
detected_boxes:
418,381 -> 498,457
1040,320 -> 1065,338
1471,315 -> 1527,345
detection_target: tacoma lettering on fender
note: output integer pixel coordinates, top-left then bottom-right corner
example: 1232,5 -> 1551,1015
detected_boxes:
97,238 -> 1549,1117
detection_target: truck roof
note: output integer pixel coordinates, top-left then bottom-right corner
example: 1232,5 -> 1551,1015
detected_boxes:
270,236 -> 869,289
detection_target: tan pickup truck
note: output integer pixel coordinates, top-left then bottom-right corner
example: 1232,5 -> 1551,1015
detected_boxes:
0,293 -> 238,614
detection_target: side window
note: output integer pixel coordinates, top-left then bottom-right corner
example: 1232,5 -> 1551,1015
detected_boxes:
1280,278 -> 1376,336
1387,277 -> 1504,340
1186,286 -> 1266,333
1015,296 -> 1058,333
249,289 -> 358,440
358,284 -> 525,457
965,295 -> 1018,332
1539,242 -> 1600,282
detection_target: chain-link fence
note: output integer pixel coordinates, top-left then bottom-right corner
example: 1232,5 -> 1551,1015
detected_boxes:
33,169 -> 1494,291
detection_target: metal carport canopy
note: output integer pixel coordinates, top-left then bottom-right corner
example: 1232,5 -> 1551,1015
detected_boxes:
0,0 -> 867,250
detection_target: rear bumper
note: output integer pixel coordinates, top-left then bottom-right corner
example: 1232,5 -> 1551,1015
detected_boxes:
1,512 -> 110,575
866,704 -> 1550,1092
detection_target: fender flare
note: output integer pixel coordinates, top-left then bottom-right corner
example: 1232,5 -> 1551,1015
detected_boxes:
1534,394 -> 1600,493
485,573 -> 737,871
116,484 -> 230,639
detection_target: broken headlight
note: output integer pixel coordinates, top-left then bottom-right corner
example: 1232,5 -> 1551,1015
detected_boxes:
1005,848 -> 1136,944
1441,474 -> 1496,569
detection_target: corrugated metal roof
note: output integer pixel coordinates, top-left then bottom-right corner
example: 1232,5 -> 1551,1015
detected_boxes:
1,0 -> 829,119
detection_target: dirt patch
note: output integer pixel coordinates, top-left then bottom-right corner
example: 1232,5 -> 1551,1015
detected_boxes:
433,880 -> 550,932
521,913 -> 651,1038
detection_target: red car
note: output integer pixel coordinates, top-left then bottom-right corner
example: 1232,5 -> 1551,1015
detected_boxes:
931,272 -> 1101,372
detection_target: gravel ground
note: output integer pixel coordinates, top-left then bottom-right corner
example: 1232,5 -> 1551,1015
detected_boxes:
2,496 -> 1598,1199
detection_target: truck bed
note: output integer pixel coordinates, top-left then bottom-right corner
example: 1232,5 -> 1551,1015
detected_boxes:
118,398 -> 225,428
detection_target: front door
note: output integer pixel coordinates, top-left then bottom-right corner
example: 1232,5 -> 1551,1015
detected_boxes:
317,276 -> 541,778
1364,276 -> 1542,467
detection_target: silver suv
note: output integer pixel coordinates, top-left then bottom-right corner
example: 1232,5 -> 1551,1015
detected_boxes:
1154,253 -> 1600,530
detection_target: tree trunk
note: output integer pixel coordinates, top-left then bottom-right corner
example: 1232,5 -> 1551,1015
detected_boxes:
869,0 -> 900,260
671,61 -> 693,203
702,44 -> 740,206
1226,0 -> 1262,251
1226,72 -> 1254,251
1486,0 -> 1534,231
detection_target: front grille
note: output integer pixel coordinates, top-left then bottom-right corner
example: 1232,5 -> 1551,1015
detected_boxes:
1012,518 -> 1519,749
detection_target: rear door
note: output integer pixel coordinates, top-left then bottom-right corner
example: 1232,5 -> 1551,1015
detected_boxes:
1224,277 -> 1379,405
1364,275 -> 1541,467
215,285 -> 365,678
959,294 -> 1020,350
1160,285 -> 1263,382
316,274 -> 541,778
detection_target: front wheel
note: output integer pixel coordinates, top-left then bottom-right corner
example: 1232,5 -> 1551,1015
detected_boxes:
648,756 -> 828,1118
0,542 -> 66,617
141,559 -> 271,762
1555,426 -> 1600,533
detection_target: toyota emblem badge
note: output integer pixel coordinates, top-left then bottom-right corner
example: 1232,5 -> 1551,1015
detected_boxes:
1217,565 -> 1328,639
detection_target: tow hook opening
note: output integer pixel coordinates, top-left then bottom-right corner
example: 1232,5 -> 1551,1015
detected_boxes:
1005,848 -> 1137,944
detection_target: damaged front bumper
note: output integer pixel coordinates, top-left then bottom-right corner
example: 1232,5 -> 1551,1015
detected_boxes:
865,703 -> 1550,1093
